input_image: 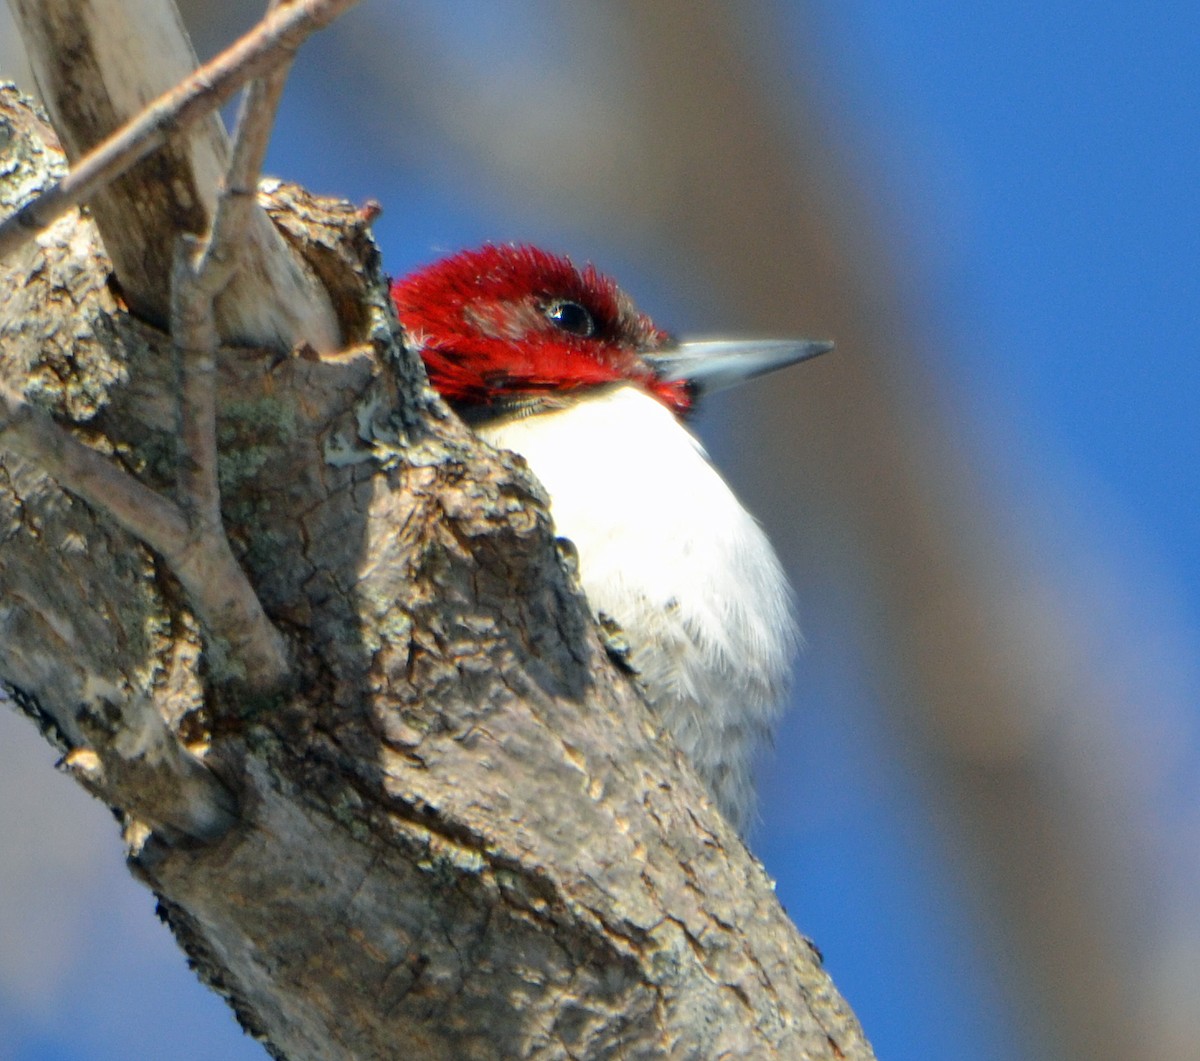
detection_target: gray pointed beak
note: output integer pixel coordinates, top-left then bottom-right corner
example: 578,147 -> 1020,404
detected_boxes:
643,338 -> 833,396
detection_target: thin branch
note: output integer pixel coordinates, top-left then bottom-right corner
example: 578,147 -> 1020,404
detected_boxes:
173,237 -> 226,532
0,384 -> 288,690
167,3 -> 297,676
224,0 -> 295,200
0,4 -> 304,842
2,2 -> 309,692
173,46 -> 292,522
0,0 -> 361,265
0,383 -> 193,550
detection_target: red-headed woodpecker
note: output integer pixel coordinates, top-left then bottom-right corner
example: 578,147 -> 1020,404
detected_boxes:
392,244 -> 830,829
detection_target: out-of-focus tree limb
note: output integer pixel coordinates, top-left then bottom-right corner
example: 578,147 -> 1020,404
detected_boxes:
596,7 -> 1148,1061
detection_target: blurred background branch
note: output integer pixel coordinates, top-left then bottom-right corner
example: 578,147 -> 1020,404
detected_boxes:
4,2 -> 1196,1060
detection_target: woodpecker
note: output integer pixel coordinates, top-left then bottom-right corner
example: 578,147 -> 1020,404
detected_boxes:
391,244 -> 830,830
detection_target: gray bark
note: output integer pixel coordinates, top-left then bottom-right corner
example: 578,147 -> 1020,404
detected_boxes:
0,49 -> 874,1061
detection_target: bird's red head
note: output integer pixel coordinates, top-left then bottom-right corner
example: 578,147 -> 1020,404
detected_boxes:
390,244 -> 692,418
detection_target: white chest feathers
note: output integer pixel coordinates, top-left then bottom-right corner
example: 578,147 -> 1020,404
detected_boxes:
478,385 -> 797,830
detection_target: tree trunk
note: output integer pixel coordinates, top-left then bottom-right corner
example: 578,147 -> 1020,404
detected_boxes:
0,5 -> 875,1058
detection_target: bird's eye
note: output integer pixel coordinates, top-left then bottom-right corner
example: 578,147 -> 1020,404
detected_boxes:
543,299 -> 595,338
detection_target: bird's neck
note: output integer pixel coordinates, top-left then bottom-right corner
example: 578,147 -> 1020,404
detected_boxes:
474,384 -> 712,532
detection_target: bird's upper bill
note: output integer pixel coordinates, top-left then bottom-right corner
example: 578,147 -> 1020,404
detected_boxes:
390,243 -> 831,419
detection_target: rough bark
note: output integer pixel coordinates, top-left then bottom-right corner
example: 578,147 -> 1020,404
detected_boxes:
0,6 -> 875,1056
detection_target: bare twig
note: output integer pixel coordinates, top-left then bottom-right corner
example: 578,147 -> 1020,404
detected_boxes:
223,0 -> 294,200
170,0 -> 296,657
0,383 -> 192,549
0,0 -> 361,266
173,237 -> 226,532
0,382 -> 289,690
174,72 -> 291,519
0,3 -> 306,845
1,3 -> 309,694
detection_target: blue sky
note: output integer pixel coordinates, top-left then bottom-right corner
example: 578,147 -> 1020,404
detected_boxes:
775,4 -> 1200,1057
3,3 -> 1198,1060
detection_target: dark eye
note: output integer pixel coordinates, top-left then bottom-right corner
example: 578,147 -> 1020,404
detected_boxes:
543,299 -> 595,338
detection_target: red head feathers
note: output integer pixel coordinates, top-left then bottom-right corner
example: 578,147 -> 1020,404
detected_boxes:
390,244 -> 691,417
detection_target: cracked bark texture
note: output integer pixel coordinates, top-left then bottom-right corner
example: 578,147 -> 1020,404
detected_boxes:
0,85 -> 873,1061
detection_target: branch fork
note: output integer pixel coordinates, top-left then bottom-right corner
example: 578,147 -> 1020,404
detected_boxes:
0,8 -> 314,836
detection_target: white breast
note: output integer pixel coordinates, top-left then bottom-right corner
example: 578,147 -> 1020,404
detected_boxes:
479,385 -> 797,829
